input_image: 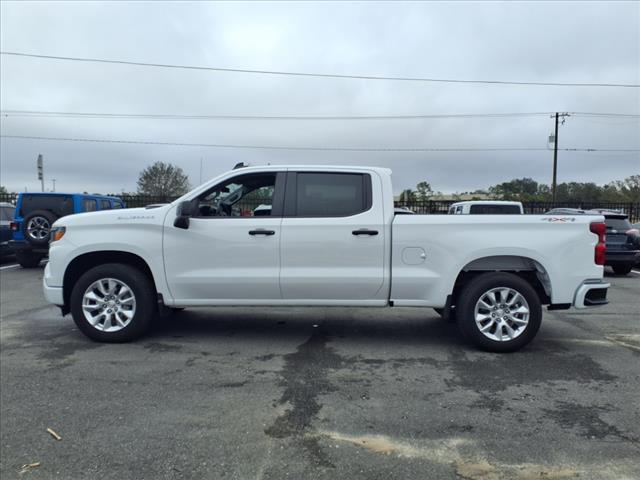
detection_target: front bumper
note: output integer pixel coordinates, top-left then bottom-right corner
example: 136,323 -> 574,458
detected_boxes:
574,281 -> 610,309
43,263 -> 64,306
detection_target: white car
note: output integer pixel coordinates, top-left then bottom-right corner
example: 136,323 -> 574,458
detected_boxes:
43,165 -> 609,352
448,201 -> 524,215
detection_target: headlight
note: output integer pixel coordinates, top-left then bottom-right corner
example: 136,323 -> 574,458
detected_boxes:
50,226 -> 66,242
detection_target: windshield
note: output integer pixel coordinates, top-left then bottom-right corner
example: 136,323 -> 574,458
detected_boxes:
469,204 -> 521,214
605,217 -> 632,232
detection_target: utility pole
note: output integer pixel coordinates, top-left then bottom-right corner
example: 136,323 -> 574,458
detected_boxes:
550,113 -> 570,205
552,113 -> 559,205
37,154 -> 44,192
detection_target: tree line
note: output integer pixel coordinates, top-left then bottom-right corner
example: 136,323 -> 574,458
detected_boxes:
400,175 -> 640,203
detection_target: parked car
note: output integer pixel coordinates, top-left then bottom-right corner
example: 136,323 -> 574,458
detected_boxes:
10,193 -> 125,268
44,165 -> 609,352
394,206 -> 415,215
0,202 -> 16,258
546,208 -> 640,275
448,200 -> 524,215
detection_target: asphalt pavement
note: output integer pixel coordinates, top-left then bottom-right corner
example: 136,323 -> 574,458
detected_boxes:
1,261 -> 639,479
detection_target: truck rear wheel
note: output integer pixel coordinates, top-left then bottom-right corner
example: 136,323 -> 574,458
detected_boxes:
70,263 -> 156,342
457,272 -> 542,353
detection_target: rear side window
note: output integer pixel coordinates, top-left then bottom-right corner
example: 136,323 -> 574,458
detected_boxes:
83,199 -> 97,212
100,200 -> 111,210
19,195 -> 74,217
469,204 -> 521,214
0,206 -> 15,221
605,218 -> 632,231
293,173 -> 370,217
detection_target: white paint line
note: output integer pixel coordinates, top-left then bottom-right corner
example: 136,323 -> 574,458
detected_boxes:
0,264 -> 20,271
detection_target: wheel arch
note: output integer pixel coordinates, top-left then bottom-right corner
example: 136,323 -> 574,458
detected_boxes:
452,255 -> 551,306
62,250 -> 158,314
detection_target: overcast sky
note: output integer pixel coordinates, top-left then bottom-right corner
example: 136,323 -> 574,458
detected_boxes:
1,1 -> 638,195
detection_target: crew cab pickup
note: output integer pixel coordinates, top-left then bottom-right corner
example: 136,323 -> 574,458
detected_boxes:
43,166 -> 610,352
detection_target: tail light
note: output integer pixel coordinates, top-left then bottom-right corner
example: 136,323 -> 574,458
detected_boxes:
10,222 -> 18,231
590,222 -> 606,266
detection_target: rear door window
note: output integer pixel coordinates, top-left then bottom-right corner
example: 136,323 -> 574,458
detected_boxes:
19,195 -> 74,217
290,173 -> 371,217
83,199 -> 97,212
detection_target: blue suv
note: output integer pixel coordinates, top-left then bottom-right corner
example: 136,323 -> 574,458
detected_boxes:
10,193 -> 125,268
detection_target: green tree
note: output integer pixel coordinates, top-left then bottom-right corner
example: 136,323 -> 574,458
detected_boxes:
554,182 -> 603,203
398,189 -> 416,202
415,181 -> 433,201
616,175 -> 640,202
137,162 -> 191,197
0,185 -> 8,195
488,178 -> 540,201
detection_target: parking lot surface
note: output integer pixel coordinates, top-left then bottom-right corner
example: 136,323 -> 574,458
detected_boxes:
1,263 -> 639,479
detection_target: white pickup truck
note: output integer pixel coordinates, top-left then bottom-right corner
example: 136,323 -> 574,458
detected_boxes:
44,165 -> 610,352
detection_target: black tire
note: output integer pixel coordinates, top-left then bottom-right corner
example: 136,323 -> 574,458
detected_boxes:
612,265 -> 633,276
457,272 -> 542,353
22,210 -> 58,247
16,252 -> 44,268
70,263 -> 156,342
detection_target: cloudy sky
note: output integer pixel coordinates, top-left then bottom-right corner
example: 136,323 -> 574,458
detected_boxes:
1,1 -> 638,195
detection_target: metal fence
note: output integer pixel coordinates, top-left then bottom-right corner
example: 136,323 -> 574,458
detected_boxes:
394,200 -> 640,222
1,192 -> 638,222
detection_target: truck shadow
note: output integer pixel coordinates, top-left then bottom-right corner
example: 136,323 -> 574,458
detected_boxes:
146,307 -> 465,349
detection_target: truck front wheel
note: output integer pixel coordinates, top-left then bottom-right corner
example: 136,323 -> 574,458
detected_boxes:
457,272 -> 542,353
70,263 -> 156,342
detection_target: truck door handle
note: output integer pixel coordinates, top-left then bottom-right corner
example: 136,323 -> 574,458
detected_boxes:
248,229 -> 275,236
352,229 -> 378,236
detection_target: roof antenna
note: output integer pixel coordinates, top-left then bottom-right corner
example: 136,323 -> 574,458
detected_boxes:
233,162 -> 247,170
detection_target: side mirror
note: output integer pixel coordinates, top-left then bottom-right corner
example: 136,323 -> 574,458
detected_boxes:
174,200 -> 196,229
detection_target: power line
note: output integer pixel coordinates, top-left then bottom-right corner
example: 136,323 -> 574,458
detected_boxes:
2,134 -> 638,153
0,110 -> 553,120
2,109 -> 638,121
2,51 -> 638,88
572,112 -> 640,118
